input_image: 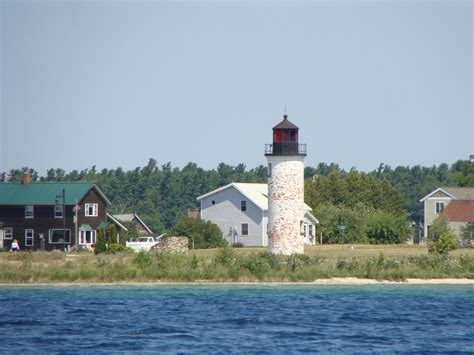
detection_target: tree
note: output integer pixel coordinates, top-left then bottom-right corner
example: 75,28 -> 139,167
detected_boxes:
170,217 -> 227,249
366,211 -> 412,244
428,215 -> 458,255
94,229 -> 107,254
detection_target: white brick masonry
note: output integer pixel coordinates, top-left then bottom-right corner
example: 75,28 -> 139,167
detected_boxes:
267,155 -> 305,255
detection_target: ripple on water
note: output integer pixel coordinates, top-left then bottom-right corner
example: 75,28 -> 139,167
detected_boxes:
0,285 -> 472,352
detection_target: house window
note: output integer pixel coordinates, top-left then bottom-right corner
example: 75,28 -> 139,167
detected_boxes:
303,224 -> 307,237
25,206 -> 34,218
241,200 -> 247,212
49,229 -> 71,244
241,223 -> 249,236
25,229 -> 34,246
4,228 -> 13,240
435,202 -> 444,213
79,230 -> 96,244
267,163 -> 272,177
309,225 -> 313,236
85,203 -> 98,217
55,205 -> 63,218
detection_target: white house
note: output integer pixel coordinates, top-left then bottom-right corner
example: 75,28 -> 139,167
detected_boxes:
197,182 -> 318,247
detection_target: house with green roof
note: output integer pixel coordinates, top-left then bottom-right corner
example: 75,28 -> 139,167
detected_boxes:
0,173 -> 111,251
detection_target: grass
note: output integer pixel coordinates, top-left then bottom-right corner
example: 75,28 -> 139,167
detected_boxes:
0,245 -> 473,284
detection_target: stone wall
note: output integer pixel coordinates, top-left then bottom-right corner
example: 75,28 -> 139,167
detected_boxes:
267,155 -> 305,255
151,236 -> 189,253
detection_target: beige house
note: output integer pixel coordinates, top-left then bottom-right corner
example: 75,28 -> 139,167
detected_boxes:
420,187 -> 474,237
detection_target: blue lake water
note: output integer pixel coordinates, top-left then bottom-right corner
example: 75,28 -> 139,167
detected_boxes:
0,285 -> 472,352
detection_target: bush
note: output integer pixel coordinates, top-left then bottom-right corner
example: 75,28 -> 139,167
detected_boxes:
232,242 -> 245,248
94,229 -> 107,255
133,251 -> 152,267
171,217 -> 227,249
106,243 -> 134,254
366,211 -> 412,244
428,231 -> 458,255
428,216 -> 458,255
214,246 -> 236,266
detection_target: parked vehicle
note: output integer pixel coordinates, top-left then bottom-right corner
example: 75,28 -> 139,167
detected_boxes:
126,236 -> 158,252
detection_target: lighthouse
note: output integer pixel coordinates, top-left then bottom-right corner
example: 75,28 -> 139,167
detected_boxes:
265,114 -> 307,255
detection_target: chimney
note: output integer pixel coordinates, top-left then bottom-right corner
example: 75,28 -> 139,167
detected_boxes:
22,171 -> 31,185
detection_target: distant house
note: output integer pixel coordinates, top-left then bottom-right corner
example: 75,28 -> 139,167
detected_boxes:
108,213 -> 153,237
420,187 -> 474,237
0,173 -> 110,251
197,183 -> 318,247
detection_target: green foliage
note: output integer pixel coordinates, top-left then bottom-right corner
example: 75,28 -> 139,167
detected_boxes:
428,216 -> 458,255
171,217 -> 226,249
305,169 -> 405,214
94,229 -> 107,255
312,203 -> 371,244
108,224 -> 117,244
214,246 -> 236,266
460,222 -> 474,240
366,211 -> 412,244
4,158 -> 471,238
106,243 -> 134,254
133,251 -> 152,267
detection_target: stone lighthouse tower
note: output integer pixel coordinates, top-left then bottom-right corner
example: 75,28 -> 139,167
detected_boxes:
265,114 -> 307,255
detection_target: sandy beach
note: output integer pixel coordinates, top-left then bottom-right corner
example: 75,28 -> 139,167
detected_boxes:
0,278 -> 473,286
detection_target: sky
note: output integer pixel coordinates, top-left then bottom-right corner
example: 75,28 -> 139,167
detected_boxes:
0,0 -> 472,175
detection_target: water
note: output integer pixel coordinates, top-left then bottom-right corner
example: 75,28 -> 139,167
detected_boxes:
0,285 -> 472,352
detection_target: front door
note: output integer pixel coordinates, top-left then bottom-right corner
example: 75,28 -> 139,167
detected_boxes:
79,230 -> 97,245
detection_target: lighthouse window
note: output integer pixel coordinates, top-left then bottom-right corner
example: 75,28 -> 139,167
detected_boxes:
267,163 -> 272,177
241,223 -> 249,236
211,200 -> 216,206
290,131 -> 296,141
300,221 -> 304,235
241,200 -> 247,212
274,130 -> 282,142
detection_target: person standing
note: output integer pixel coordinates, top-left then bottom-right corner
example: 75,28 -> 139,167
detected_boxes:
10,239 -> 19,252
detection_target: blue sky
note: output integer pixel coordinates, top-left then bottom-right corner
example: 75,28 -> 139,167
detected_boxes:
1,0 -> 472,174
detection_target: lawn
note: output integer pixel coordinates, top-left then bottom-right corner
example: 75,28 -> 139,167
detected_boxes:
0,245 -> 472,284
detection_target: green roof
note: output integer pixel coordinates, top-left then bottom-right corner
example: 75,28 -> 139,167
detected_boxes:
0,182 -> 108,205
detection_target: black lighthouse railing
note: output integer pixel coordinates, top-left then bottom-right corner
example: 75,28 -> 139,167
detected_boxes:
265,142 -> 307,156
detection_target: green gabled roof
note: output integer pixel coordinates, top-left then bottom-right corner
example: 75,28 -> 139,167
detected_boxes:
0,182 -> 110,206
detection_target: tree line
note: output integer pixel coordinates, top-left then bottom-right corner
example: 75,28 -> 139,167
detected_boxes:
2,158 -> 472,240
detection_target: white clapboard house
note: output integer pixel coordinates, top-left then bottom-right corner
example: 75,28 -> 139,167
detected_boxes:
197,183 -> 318,247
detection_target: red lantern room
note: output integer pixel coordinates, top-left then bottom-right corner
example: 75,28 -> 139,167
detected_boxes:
265,114 -> 306,156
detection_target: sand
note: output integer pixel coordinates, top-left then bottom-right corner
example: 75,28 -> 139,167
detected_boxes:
0,278 -> 473,286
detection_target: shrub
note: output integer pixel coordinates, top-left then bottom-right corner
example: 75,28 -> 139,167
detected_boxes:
94,229 -> 107,255
106,243 -> 134,254
428,216 -> 458,255
232,242 -> 245,248
133,251 -> 152,267
243,253 -> 271,279
214,246 -> 236,266
171,217 -> 227,249
287,254 -> 311,272
366,211 -> 412,244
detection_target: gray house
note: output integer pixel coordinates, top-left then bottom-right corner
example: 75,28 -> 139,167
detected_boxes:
197,183 -> 318,247
420,187 -> 474,237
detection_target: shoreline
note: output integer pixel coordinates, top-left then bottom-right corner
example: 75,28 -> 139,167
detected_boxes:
0,277 -> 473,287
